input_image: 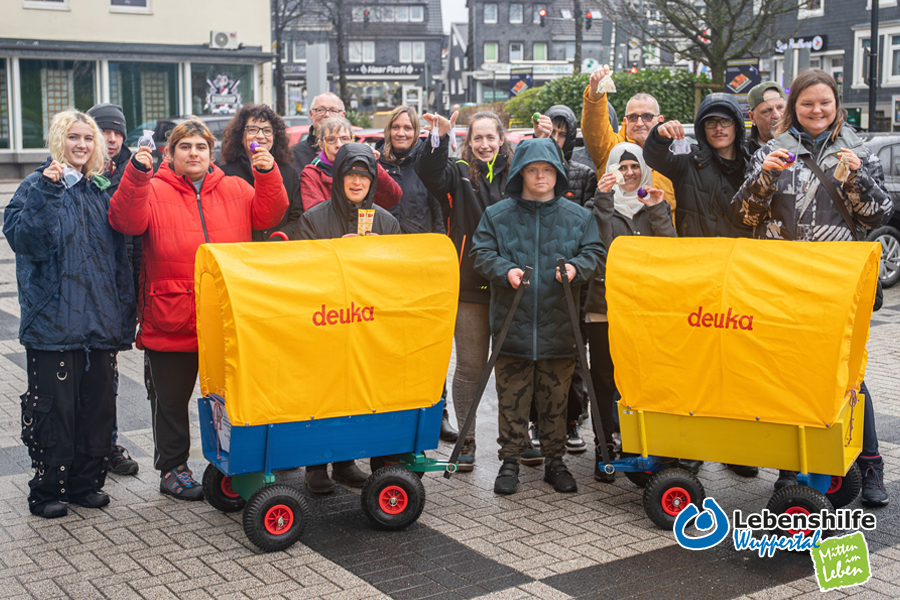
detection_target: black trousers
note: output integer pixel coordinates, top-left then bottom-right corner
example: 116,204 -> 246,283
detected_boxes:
22,349 -> 117,511
585,321 -> 618,447
146,350 -> 198,474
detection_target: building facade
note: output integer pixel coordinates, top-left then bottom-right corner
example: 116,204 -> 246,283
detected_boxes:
279,0 -> 444,116
764,0 -> 900,131
0,0 -> 274,177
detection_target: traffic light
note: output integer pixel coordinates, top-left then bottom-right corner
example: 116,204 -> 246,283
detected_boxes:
585,11 -> 593,30
539,8 -> 547,26
629,66 -> 638,74
364,9 -> 370,25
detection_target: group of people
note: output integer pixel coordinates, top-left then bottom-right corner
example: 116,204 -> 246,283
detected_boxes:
4,65 -> 891,520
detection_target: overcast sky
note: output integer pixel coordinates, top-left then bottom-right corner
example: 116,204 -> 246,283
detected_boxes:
440,0 -> 468,33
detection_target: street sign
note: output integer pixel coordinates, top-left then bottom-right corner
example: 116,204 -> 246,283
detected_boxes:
628,48 -> 642,62
725,57 -> 760,116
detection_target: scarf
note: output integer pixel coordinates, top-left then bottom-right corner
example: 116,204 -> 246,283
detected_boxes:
605,142 -> 653,220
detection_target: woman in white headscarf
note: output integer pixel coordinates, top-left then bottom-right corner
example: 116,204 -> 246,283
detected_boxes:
582,141 -> 675,483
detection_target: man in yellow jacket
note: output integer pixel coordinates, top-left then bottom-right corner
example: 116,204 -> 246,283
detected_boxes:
581,66 -> 676,215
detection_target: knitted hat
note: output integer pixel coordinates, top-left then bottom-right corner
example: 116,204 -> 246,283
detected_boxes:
87,103 -> 127,137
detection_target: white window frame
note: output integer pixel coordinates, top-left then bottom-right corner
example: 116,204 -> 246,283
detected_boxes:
509,42 -> 524,62
484,3 -> 498,24
560,8 -> 572,18
533,42 -> 547,61
349,41 -> 374,63
509,3 -> 524,24
867,0 -> 897,8
410,5 -> 424,21
887,33 -> 900,85
110,0 -> 152,14
412,41 -> 425,63
23,0 -> 69,9
395,5 -> 409,21
293,41 -> 307,63
399,41 -> 412,63
484,42 -> 499,63
798,0 -> 824,20
351,7 -> 365,22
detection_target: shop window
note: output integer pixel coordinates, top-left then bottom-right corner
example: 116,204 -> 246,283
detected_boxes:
798,0 -> 823,19
23,0 -> 68,10
484,4 -> 498,24
19,59 -> 95,148
108,62 -> 178,145
410,5 -> 424,21
0,59 -> 9,149
293,41 -> 307,62
110,0 -> 151,13
509,4 -> 523,23
190,63 -> 253,116
510,43 -> 524,62
533,43 -> 547,61
350,42 -> 375,63
484,43 -> 498,63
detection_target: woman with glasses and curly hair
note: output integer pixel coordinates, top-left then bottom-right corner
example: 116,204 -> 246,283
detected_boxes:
4,109 -> 136,518
220,104 -> 303,240
298,116 -> 401,212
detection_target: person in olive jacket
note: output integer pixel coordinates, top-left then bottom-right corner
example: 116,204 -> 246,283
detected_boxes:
470,138 -> 605,497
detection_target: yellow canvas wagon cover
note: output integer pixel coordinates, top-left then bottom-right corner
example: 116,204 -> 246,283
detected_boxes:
606,237 -> 880,429
195,234 -> 459,427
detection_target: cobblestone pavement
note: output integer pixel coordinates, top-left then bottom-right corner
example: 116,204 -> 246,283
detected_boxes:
0,178 -> 898,599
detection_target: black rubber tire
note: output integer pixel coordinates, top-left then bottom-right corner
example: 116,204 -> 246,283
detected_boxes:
370,456 -> 425,479
867,225 -> 900,288
242,484 -> 310,552
361,466 -> 426,530
624,470 -> 654,488
767,485 -> 834,538
202,464 -> 246,513
643,468 -> 705,530
826,464 -> 862,509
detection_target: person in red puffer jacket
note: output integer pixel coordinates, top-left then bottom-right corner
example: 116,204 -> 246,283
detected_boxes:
109,117 -> 288,501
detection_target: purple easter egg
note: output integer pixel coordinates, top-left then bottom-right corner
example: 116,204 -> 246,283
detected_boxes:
785,151 -> 795,163
250,142 -> 260,153
637,188 -> 648,198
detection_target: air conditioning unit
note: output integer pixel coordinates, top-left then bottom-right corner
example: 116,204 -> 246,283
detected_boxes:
210,31 -> 238,50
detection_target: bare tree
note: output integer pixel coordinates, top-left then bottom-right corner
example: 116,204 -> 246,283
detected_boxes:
600,0 -> 800,85
309,0 -> 354,109
272,0 -> 313,115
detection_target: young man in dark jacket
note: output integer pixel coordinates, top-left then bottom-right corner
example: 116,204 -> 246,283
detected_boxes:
643,93 -> 754,239
471,138 -> 605,496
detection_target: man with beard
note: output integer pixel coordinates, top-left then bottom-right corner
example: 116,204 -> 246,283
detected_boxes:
746,82 -> 786,155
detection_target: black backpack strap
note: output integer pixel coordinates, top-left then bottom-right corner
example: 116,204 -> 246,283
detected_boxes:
799,155 -> 859,241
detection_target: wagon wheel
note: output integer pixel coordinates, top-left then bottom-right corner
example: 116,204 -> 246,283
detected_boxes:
203,464 -> 246,513
643,468 -> 705,530
243,484 -> 310,552
825,464 -> 862,509
767,485 -> 833,538
361,466 -> 426,530
370,456 -> 425,479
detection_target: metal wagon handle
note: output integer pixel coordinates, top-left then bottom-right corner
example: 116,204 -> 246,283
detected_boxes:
444,266 -> 534,478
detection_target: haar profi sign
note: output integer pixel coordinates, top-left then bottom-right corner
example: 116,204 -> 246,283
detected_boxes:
605,237 -> 879,429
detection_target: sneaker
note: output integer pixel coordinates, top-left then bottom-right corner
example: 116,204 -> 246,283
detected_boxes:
30,500 -> 67,519
528,423 -> 540,449
331,460 -> 367,488
440,409 -> 459,443
494,460 -> 520,495
110,445 -> 139,476
305,465 -> 335,494
859,458 -> 889,507
774,470 -> 798,491
457,438 -> 476,472
521,445 -> 543,466
160,465 -> 204,501
544,458 -> 577,493
565,421 -> 587,453
726,464 -> 759,477
69,491 -> 110,509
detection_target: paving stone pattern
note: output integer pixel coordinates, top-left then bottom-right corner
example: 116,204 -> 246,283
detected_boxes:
0,178 -> 898,599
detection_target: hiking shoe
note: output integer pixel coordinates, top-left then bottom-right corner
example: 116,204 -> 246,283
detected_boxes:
774,470 -> 798,491
331,460 -> 367,488
594,444 -> 617,484
494,459 -> 520,495
69,491 -> 110,509
457,438 -> 476,472
528,423 -> 540,449
440,409 -> 459,443
544,458 -> 577,493
305,465 -> 335,494
859,458 -> 889,507
110,445 -> 139,476
565,422 -> 587,453
726,464 -> 759,478
160,465 -> 204,501
521,445 -> 543,466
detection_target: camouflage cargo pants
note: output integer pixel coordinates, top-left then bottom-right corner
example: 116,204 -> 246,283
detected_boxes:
495,357 -> 576,462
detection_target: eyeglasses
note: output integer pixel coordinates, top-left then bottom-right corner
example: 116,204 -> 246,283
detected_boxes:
323,136 -> 353,145
625,113 -> 659,123
312,107 -> 345,116
703,118 -> 735,130
245,126 -> 274,137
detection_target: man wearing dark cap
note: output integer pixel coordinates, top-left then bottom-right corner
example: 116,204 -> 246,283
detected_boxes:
87,103 -> 141,477
746,82 -> 786,155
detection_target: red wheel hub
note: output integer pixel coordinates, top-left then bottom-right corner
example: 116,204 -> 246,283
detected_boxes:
661,487 -> 691,516
784,506 -> 812,537
378,485 -> 408,515
221,476 -> 240,498
826,476 -> 842,495
264,504 -> 294,535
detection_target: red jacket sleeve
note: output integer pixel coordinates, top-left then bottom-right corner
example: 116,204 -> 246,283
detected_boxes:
109,160 -> 153,236
250,163 -> 290,231
374,162 -> 402,209
300,164 -> 329,211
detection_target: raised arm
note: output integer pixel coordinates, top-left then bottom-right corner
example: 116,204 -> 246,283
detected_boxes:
4,169 -> 64,260
109,155 -> 153,237
731,146 -> 783,227
642,122 -> 693,183
249,162 -> 289,231
373,162 -> 402,209
581,67 -> 618,173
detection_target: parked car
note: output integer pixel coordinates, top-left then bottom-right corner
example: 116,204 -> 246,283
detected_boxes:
858,132 -> 900,288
